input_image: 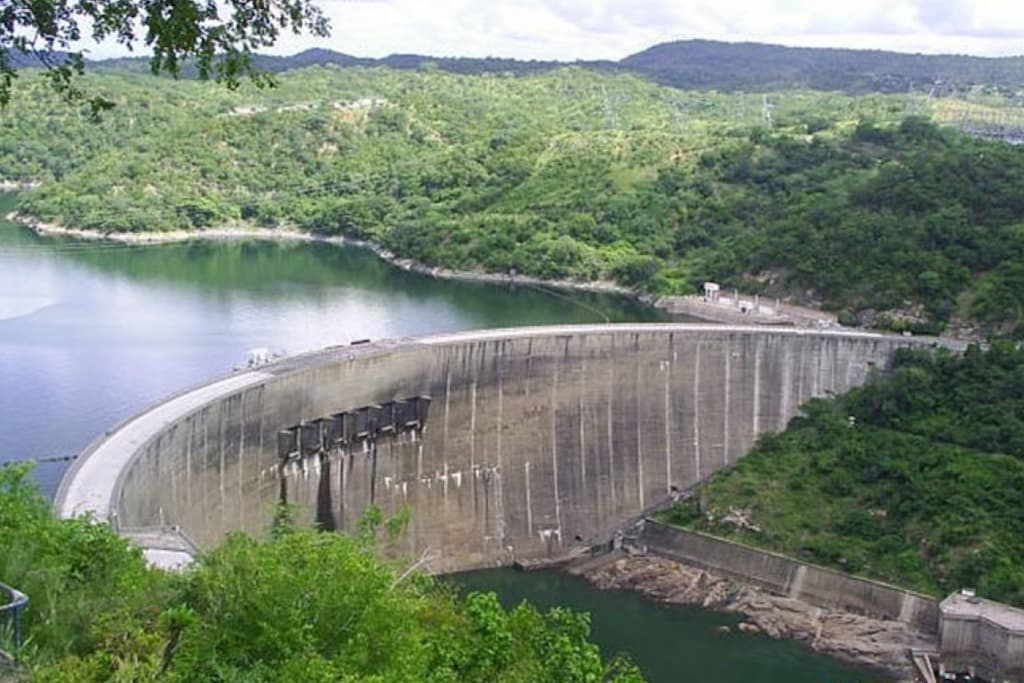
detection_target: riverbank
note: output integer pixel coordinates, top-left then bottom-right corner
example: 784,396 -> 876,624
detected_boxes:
7,210 -> 643,298
581,553 -> 930,682
9,209 -> 864,329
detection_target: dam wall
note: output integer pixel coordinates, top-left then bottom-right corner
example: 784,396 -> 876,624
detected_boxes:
55,324 -> 952,573
636,520 -> 940,633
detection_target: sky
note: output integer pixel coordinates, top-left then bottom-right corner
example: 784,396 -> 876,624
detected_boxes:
82,0 -> 1024,61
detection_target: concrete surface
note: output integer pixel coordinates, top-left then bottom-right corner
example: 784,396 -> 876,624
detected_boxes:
635,519 -> 940,633
939,592 -> 1024,680
55,324 -> 958,573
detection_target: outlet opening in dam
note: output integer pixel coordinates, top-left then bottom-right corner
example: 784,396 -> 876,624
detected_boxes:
55,323 -> 952,574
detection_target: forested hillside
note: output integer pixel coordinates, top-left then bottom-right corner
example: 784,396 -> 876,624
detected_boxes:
622,40 -> 1024,98
3,65 -> 1024,335
662,343 -> 1024,607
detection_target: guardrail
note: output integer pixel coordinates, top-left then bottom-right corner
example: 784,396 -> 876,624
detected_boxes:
0,581 -> 28,658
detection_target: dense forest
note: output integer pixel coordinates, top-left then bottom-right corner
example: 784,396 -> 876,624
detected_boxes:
662,343 -> 1024,607
0,463 -> 643,681
4,65 -> 1024,334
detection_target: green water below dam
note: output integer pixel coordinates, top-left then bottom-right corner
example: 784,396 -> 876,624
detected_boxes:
452,568 -> 886,683
0,193 -> 885,681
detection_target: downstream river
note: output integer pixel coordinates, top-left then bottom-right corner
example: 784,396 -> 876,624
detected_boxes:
0,194 -> 883,682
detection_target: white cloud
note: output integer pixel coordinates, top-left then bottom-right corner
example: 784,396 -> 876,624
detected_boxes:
78,0 -> 1024,60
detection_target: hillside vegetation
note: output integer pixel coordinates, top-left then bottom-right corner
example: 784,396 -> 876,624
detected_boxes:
3,65 -> 1024,334
662,343 -> 1024,607
622,40 -> 1024,99
0,463 -> 643,681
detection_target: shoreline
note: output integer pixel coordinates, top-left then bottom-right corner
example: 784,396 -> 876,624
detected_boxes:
7,210 -> 647,302
6,210 -> 847,328
580,553 -> 930,682
8,211 -> 979,341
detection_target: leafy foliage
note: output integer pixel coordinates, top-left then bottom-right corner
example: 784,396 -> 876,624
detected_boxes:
662,343 -> 1024,606
0,462 -> 166,662
0,0 -> 329,110
670,116 -> 1024,334
0,466 -> 644,681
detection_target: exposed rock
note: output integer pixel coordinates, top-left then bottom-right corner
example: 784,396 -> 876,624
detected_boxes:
856,308 -> 879,327
582,555 -> 933,683
720,506 -> 761,533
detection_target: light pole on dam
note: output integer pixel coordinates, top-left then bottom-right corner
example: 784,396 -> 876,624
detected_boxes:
54,324 -> 959,572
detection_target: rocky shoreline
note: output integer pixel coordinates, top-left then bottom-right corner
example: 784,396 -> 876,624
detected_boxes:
3,196 -> 981,339
582,554 -> 934,682
5,189 -> 905,333
6,210 -> 643,299
17,207 -> 969,341
7,210 -> 865,330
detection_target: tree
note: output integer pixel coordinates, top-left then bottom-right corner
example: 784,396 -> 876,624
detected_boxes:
0,0 -> 330,111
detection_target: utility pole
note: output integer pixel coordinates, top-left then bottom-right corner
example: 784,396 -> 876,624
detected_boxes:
762,94 -> 773,128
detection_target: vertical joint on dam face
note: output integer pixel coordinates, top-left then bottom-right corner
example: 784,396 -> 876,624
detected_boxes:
57,324 -> 963,574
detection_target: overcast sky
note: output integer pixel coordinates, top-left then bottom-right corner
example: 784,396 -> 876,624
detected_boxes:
84,0 -> 1024,60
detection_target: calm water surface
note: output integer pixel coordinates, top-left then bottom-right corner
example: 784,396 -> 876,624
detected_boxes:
0,192 -> 883,682
453,568 -> 887,683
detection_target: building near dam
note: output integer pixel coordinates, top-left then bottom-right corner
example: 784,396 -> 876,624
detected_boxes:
939,591 -> 1024,682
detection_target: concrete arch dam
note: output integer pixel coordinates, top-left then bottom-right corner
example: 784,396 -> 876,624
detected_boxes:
56,324 -> 953,572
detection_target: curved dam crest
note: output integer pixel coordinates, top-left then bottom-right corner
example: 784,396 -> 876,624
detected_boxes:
55,324 -> 957,572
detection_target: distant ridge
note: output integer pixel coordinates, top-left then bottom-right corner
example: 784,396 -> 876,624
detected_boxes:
4,48 -> 74,68
83,48 -> 578,79
16,39 -> 1024,96
621,40 -> 1024,95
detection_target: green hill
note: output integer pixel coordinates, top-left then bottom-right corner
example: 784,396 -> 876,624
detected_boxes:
78,39 -> 1024,99
622,40 -> 1024,97
4,65 -> 1024,335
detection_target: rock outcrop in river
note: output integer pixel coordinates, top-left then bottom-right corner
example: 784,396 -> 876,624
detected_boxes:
583,554 -> 935,681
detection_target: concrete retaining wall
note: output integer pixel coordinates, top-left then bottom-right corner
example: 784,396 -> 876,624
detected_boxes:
638,520 -> 940,634
55,324 -> 955,574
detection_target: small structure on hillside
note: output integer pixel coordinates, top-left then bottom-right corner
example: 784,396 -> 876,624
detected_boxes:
702,282 -> 720,303
939,589 -> 1024,681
